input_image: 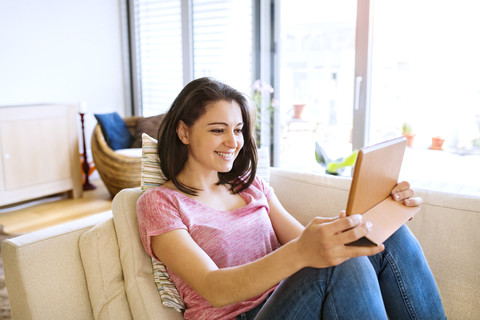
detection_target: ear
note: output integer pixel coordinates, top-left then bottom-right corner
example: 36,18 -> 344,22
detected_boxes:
176,120 -> 189,145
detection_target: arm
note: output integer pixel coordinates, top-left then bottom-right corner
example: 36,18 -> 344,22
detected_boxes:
151,206 -> 383,308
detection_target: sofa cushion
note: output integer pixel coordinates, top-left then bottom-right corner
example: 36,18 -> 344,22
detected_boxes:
112,188 -> 183,320
79,218 -> 132,320
115,148 -> 143,158
94,112 -> 133,150
131,114 -> 165,148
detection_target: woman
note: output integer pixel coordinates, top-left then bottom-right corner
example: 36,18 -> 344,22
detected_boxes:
137,77 -> 446,319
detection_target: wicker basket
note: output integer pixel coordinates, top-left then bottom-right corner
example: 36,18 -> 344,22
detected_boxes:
91,116 -> 142,198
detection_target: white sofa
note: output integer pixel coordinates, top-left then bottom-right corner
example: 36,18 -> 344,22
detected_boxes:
3,167 -> 480,319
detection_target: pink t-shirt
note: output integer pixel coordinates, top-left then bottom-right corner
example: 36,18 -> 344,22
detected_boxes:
137,176 -> 280,320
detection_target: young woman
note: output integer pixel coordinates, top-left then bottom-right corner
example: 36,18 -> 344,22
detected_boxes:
137,77 -> 446,320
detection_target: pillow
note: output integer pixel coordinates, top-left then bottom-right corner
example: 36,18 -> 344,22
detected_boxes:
79,218 -> 133,319
131,114 -> 165,148
152,258 -> 186,312
141,133 -> 167,189
140,133 -> 184,311
94,112 -> 133,150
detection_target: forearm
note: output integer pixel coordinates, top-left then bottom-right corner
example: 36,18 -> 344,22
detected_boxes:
202,238 -> 304,308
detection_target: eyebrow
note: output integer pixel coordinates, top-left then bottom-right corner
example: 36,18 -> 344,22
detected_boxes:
206,122 -> 244,127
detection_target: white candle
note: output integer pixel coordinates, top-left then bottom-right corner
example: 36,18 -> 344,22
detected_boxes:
79,101 -> 87,113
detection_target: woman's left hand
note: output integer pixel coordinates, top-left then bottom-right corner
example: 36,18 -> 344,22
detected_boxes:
391,181 -> 423,207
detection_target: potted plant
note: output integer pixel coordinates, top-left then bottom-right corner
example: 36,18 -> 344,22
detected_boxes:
315,142 -> 358,176
402,122 -> 415,147
292,103 -> 306,119
430,136 -> 445,150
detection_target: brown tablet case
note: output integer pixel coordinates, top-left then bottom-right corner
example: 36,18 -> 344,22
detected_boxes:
345,137 -> 420,246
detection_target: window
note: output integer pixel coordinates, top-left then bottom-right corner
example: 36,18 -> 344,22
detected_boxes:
370,0 -> 480,154
192,0 -> 253,94
276,0 -> 357,169
130,0 -> 184,116
130,0 -> 254,117
275,0 -> 480,195
128,0 -> 479,195
369,0 -> 480,194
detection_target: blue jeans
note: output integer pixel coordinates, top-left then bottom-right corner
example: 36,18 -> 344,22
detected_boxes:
237,225 -> 446,320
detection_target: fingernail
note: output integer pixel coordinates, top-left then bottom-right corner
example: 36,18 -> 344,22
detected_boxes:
393,194 -> 400,200
366,221 -> 372,231
353,214 -> 362,223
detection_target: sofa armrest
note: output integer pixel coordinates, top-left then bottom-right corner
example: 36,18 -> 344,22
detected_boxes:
2,211 -> 112,320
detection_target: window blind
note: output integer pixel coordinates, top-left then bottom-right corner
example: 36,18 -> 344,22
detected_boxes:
132,0 -> 254,116
192,0 -> 253,94
133,0 -> 184,116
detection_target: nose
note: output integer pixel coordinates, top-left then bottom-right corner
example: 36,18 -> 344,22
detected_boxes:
224,130 -> 238,148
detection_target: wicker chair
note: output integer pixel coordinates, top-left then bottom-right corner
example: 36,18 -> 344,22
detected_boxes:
91,116 -> 142,198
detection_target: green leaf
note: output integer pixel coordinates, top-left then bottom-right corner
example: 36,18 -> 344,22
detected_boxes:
327,150 -> 358,173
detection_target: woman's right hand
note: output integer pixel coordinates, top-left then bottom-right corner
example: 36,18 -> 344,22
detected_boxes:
295,213 -> 384,268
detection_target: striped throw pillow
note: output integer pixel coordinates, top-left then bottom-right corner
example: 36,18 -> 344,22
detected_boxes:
140,133 -> 185,312
141,133 -> 167,190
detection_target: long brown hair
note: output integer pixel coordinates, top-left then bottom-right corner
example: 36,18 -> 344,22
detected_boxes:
157,77 -> 257,196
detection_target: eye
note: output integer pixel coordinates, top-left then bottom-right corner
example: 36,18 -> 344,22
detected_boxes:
210,129 -> 224,134
234,128 -> 244,134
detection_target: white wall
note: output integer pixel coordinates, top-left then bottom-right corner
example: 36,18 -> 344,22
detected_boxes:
0,0 -> 127,159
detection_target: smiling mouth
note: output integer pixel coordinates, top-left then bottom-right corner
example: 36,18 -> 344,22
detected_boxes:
215,151 -> 234,160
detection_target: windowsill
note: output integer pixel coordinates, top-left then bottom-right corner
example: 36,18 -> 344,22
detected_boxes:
400,148 -> 480,197
277,147 -> 480,197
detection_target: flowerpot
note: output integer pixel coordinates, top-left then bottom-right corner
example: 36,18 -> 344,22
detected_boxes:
292,104 -> 306,119
429,136 -> 445,150
402,133 -> 416,147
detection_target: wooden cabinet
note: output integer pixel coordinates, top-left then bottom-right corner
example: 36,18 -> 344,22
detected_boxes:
0,104 -> 83,206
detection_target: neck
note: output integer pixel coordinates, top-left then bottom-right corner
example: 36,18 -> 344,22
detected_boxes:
177,166 -> 220,192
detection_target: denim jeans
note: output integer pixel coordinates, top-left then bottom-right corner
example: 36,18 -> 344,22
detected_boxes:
237,225 -> 446,320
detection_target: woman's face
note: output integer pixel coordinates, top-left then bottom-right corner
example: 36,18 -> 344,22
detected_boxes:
177,99 -> 245,174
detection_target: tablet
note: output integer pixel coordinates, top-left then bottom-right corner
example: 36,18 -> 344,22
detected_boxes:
345,137 -> 420,246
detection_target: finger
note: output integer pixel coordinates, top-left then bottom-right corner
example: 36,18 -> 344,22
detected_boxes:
327,214 -> 363,237
392,181 -> 410,193
316,215 -> 362,239
392,188 -> 415,201
403,196 -> 423,207
337,221 -> 372,244
344,244 -> 385,258
339,210 -> 346,219
311,216 -> 338,225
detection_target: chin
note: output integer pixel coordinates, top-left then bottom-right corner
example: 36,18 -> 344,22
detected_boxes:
217,164 -> 234,173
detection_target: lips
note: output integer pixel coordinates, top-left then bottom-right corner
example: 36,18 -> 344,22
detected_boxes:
215,151 -> 234,159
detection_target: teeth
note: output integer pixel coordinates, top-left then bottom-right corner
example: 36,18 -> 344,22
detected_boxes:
216,151 -> 233,159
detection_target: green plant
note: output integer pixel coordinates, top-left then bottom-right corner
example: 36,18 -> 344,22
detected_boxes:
315,142 -> 358,175
252,80 -> 276,146
402,122 -> 413,134
327,150 -> 358,175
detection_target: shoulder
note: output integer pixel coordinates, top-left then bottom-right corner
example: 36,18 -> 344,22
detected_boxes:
243,175 -> 274,200
137,186 -> 182,211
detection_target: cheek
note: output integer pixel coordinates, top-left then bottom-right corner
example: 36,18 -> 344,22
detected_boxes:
237,135 -> 245,149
